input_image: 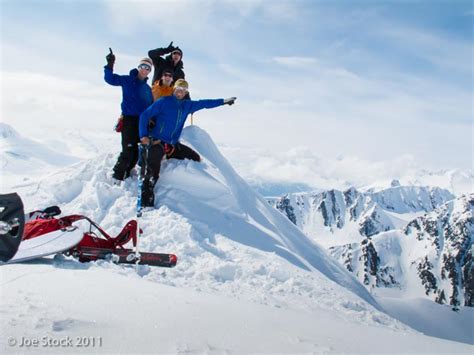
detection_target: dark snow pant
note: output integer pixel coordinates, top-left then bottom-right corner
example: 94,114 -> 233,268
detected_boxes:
140,142 -> 200,207
112,115 -> 140,180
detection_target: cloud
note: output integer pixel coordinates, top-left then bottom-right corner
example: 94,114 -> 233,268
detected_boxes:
273,56 -> 318,68
219,144 -> 427,191
1,71 -> 118,135
103,0 -> 213,35
102,0 -> 300,37
2,1 -> 471,175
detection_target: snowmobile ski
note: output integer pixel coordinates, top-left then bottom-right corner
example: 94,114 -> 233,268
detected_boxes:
8,227 -> 84,263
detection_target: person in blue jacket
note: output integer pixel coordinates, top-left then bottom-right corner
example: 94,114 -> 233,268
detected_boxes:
138,79 -> 236,207
104,49 -> 153,183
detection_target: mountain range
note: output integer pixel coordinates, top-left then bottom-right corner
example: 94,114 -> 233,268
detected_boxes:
269,184 -> 473,310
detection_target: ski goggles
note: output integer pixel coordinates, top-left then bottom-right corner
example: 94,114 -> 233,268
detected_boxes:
138,64 -> 152,71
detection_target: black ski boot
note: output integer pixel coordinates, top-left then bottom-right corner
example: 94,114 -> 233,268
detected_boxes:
141,178 -> 155,208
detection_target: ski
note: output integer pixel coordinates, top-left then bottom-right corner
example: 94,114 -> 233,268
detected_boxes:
70,246 -> 177,268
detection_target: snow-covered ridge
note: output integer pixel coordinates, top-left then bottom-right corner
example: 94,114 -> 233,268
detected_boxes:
330,194 -> 473,310
268,184 -> 455,246
10,125 -> 406,328
269,184 -> 472,310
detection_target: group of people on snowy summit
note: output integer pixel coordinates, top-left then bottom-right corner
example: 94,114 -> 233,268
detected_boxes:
104,42 -> 237,208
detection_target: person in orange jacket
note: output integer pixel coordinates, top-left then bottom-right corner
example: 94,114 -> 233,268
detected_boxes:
151,69 -> 174,102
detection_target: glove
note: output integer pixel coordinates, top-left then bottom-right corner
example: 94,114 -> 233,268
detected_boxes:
166,41 -> 176,53
114,115 -> 123,133
224,97 -> 237,105
106,48 -> 115,69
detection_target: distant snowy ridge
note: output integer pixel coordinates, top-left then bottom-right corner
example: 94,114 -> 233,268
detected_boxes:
269,185 -> 472,309
268,184 -> 455,245
330,194 -> 473,309
0,122 -> 79,174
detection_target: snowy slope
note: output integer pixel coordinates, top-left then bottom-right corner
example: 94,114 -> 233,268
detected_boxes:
0,260 -> 473,354
2,124 -> 473,351
0,123 -> 81,190
1,261 -> 472,353
0,123 -> 79,173
9,126 -> 377,307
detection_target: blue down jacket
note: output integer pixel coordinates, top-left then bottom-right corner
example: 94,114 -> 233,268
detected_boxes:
139,95 -> 224,144
104,67 -> 153,116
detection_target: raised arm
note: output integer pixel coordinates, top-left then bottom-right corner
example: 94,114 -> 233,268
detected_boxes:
189,97 -> 237,114
103,48 -> 127,86
104,66 -> 126,86
189,99 -> 224,114
148,41 -> 175,60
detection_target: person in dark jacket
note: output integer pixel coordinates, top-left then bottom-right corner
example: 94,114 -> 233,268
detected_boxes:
148,41 -> 185,85
138,79 -> 236,207
104,50 -> 154,183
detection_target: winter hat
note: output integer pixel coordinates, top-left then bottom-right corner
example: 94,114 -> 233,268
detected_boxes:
138,57 -> 153,68
173,79 -> 188,90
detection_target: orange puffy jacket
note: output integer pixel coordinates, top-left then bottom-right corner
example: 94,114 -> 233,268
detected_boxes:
152,81 -> 174,102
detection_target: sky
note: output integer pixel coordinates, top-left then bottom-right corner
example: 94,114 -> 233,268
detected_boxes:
1,0 -> 473,182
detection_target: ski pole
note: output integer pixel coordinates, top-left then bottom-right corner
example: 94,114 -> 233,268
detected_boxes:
135,141 -> 151,265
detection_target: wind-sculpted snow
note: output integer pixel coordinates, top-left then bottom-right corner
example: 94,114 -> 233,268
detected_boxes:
9,125 -> 406,329
0,122 -> 79,174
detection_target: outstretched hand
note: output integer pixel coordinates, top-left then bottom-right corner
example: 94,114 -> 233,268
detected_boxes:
140,137 -> 150,145
224,97 -> 237,105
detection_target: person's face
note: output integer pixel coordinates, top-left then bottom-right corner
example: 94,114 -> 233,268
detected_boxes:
171,51 -> 182,63
161,72 -> 173,86
174,87 -> 187,100
138,64 -> 151,79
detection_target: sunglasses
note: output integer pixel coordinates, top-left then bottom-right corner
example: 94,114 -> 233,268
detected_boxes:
172,51 -> 182,56
162,73 -> 173,77
138,64 -> 151,71
174,87 -> 188,93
